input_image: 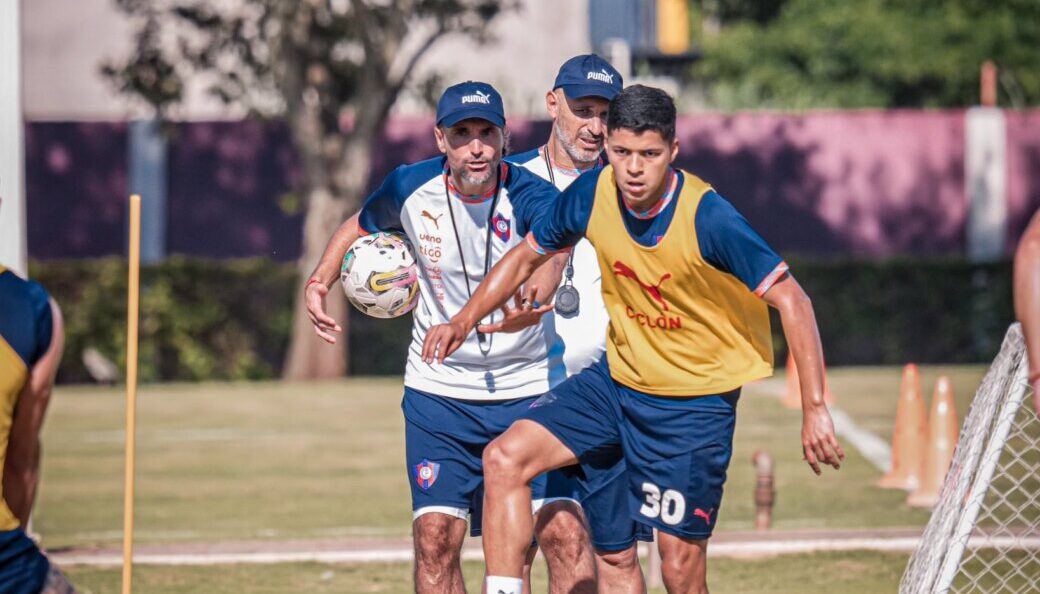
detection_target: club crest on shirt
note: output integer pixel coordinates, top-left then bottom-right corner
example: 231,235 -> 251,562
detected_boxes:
492,214 -> 511,242
415,459 -> 440,490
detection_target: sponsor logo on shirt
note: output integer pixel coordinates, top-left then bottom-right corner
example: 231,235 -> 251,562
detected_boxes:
462,91 -> 492,105
421,210 -> 443,230
418,232 -> 442,263
587,69 -> 615,84
613,260 -> 681,330
613,261 -> 671,311
529,391 -> 558,409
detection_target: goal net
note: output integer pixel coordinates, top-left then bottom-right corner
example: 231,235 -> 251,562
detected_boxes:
900,323 -> 1040,593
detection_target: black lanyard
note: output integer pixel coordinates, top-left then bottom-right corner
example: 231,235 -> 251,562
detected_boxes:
444,163 -> 505,354
541,145 -> 599,317
541,145 -> 576,284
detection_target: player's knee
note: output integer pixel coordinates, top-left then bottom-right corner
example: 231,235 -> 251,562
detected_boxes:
413,516 -> 461,578
483,437 -> 529,487
596,545 -> 640,574
536,502 -> 590,565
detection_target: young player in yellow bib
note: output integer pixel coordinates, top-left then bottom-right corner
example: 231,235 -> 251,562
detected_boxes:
0,265 -> 76,593
423,85 -> 845,594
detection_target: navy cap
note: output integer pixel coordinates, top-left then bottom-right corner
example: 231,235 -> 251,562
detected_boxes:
553,54 -> 623,100
436,81 -> 506,128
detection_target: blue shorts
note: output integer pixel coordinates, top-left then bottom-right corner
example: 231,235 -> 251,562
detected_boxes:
403,387 -> 580,537
0,528 -> 49,594
524,357 -> 739,540
577,454 -> 654,551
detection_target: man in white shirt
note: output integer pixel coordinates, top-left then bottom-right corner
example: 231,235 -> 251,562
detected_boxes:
504,55 -> 649,594
304,81 -> 595,594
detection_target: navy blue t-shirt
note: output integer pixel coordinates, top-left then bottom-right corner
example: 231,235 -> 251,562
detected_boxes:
0,269 -> 53,369
529,168 -> 786,294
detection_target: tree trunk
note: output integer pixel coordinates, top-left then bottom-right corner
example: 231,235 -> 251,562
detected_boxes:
282,184 -> 353,380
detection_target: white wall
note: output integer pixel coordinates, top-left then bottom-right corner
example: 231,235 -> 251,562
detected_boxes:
22,0 -> 591,121
1,0 -> 27,275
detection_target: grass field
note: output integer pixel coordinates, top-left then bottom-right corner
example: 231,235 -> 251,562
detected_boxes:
33,365 -> 995,592
63,551 -> 911,594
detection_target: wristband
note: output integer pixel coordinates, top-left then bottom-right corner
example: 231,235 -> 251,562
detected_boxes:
306,278 -> 326,290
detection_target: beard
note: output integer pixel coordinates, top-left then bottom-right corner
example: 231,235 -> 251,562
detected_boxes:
553,122 -> 601,166
450,156 -> 498,188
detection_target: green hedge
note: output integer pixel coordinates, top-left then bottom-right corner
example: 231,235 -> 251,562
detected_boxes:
30,257 -> 1014,383
781,258 -> 1013,365
31,258 -> 296,383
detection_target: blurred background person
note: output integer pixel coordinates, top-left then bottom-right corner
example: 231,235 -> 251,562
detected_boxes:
505,53 -> 651,593
0,263 -> 74,593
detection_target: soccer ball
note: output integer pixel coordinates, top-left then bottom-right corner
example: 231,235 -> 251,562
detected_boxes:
341,232 -> 419,319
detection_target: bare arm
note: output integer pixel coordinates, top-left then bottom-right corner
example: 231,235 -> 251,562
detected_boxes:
304,213 -> 363,344
760,274 -> 844,475
3,299 -> 64,526
1013,210 -> 1040,414
522,252 -> 569,305
422,240 -> 551,363
474,251 -> 569,335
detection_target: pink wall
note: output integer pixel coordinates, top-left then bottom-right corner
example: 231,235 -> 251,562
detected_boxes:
675,110 -> 969,257
25,109 -> 1040,260
380,111 -> 987,258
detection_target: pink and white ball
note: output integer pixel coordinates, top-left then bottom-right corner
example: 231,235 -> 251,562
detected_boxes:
341,232 -> 419,319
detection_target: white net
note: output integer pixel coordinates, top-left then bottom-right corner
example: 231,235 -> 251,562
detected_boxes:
901,323 -> 1040,594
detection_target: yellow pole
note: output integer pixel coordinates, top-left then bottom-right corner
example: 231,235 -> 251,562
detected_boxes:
122,195 -> 141,594
657,0 -> 691,54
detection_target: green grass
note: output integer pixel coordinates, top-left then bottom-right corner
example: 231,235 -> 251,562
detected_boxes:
32,366 -> 1015,591
37,379 -> 413,548
35,367 -> 997,549
63,551 -> 910,594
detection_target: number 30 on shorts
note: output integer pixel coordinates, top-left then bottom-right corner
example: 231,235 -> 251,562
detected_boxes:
639,482 -> 685,525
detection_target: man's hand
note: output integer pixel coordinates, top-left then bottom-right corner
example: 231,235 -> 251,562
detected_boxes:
305,279 -> 342,344
422,318 -> 472,364
477,292 -> 554,334
801,404 -> 845,475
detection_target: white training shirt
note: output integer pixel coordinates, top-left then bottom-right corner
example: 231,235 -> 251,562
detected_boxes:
358,156 -> 564,400
506,146 -> 609,377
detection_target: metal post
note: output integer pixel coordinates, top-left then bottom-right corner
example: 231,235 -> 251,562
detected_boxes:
0,0 -> 27,275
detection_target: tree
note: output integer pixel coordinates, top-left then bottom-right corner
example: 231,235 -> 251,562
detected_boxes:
104,0 -> 514,379
695,0 -> 1040,109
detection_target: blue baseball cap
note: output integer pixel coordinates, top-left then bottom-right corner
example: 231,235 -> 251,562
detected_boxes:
436,81 -> 506,128
553,54 -> 623,100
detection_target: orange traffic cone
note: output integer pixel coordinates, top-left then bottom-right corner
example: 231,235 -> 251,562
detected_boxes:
782,353 -> 835,409
879,364 -> 928,490
907,376 -> 959,507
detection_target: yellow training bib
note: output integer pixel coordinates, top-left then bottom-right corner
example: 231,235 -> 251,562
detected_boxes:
586,166 -> 773,396
0,265 -> 28,529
